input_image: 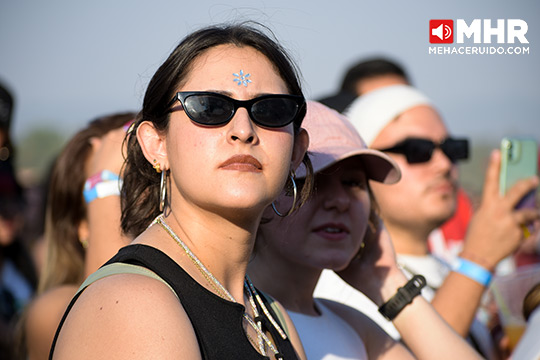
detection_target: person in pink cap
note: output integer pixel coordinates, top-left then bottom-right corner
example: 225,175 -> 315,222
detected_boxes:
249,101 -> 482,359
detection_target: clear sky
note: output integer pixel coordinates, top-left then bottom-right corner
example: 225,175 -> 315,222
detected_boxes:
1,0 -> 538,150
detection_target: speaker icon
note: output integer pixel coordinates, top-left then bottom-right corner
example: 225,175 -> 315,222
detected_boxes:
429,20 -> 454,43
432,24 -> 452,40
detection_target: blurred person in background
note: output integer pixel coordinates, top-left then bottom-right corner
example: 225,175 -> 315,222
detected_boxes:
20,112 -> 135,359
0,80 -> 15,164
0,80 -> 38,359
317,57 -> 410,113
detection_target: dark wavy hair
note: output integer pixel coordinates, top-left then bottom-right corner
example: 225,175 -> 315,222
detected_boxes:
121,22 -> 313,238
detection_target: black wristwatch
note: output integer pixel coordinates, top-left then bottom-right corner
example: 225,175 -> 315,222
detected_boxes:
378,275 -> 427,321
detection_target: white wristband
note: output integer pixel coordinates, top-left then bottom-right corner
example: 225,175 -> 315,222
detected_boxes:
83,179 -> 122,203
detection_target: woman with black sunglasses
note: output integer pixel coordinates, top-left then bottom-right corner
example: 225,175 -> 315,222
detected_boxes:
49,23 -> 313,360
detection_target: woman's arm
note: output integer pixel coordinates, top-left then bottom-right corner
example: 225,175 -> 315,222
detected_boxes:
380,272 -> 481,360
337,220 -> 482,360
53,273 -> 201,359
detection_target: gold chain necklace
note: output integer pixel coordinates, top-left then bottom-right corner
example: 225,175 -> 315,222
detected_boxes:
153,214 -> 287,359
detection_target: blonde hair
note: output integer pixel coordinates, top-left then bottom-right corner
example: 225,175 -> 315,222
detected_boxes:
37,112 -> 135,293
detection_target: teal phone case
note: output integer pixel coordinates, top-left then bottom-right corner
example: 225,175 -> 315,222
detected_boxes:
499,137 -> 538,196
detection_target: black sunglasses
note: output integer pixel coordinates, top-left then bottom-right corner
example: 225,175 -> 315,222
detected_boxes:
378,137 -> 469,164
167,91 -> 305,128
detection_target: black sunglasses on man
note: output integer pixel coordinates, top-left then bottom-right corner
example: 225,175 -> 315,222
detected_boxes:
378,137 -> 469,164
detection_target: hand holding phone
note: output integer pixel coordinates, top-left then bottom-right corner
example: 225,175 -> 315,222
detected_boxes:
499,137 -> 538,205
499,138 -> 538,235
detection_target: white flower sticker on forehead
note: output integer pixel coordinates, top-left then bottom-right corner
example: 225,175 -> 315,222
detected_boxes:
233,70 -> 252,87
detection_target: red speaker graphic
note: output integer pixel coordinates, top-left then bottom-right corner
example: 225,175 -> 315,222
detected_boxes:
430,20 -> 454,44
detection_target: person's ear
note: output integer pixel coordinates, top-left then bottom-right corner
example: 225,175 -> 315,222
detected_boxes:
78,220 -> 89,249
137,121 -> 169,171
291,128 -> 309,170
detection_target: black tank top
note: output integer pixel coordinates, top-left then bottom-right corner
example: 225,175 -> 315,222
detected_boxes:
50,244 -> 299,360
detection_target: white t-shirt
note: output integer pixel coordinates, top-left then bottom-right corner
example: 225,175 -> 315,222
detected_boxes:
288,299 -> 368,360
314,269 -> 400,339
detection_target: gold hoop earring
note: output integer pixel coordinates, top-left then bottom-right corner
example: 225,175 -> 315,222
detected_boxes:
355,241 -> 366,260
79,237 -> 89,250
153,159 -> 162,173
271,171 -> 298,217
160,170 -> 167,212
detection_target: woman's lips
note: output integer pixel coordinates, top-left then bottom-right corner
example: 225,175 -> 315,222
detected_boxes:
219,154 -> 262,172
313,223 -> 350,241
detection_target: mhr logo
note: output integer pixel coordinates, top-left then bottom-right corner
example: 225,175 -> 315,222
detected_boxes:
429,19 -> 529,44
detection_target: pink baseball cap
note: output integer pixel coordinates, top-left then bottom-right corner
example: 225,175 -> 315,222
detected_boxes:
296,101 -> 401,184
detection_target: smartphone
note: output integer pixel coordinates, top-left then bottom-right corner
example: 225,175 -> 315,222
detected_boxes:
499,137 -> 538,210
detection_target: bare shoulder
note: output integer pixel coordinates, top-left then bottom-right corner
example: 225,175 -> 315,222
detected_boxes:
52,273 -> 201,360
25,285 -> 79,360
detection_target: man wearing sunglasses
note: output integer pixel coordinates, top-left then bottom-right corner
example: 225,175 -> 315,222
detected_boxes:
315,84 -> 539,359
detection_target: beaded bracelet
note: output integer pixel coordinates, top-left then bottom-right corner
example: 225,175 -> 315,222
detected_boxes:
451,257 -> 492,287
83,170 -> 121,203
378,275 -> 427,321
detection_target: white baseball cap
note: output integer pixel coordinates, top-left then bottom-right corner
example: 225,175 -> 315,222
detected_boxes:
345,84 -> 432,146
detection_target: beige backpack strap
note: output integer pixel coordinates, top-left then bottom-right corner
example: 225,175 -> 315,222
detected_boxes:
258,290 -> 290,339
77,262 -> 178,299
